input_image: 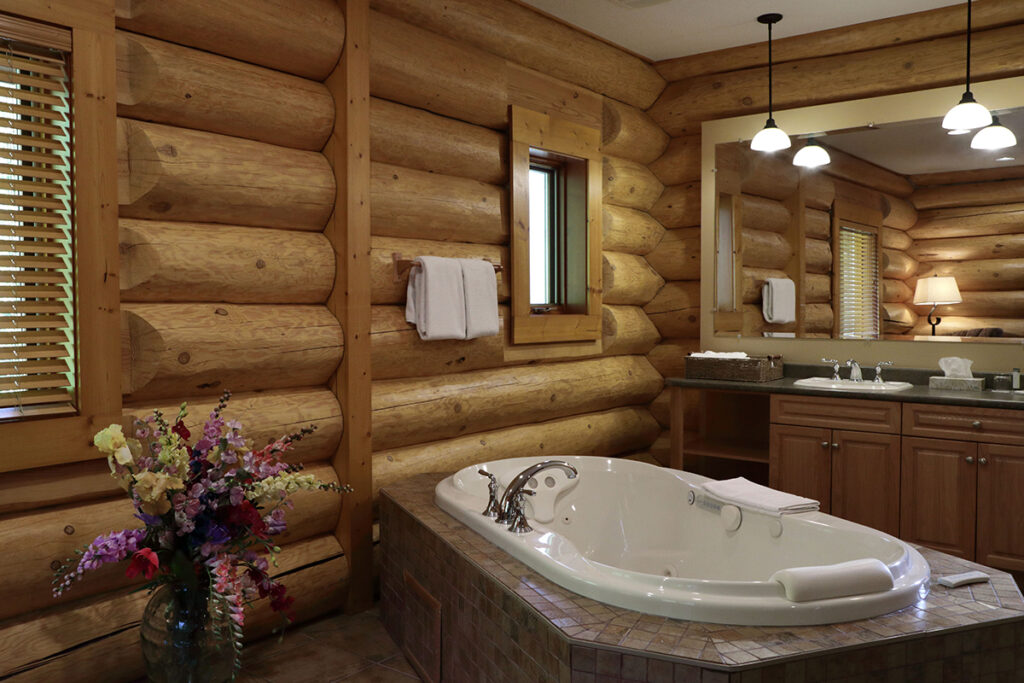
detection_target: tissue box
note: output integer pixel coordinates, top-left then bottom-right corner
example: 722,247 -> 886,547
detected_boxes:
686,355 -> 783,382
928,376 -> 984,392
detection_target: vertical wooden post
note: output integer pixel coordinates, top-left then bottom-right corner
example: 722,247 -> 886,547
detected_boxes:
324,0 -> 373,611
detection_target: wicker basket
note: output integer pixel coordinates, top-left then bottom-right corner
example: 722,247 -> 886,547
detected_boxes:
685,355 -> 783,382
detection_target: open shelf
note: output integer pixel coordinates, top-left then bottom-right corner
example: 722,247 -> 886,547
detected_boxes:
673,387 -> 772,484
683,437 -> 768,464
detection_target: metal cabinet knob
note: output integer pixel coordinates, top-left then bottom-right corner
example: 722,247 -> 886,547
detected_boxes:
966,456 -> 975,464
979,457 -> 988,465
831,443 -> 839,449
971,420 -> 982,429
820,441 -> 829,448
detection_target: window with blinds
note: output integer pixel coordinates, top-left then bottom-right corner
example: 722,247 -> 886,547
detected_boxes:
0,37 -> 74,416
837,225 -> 879,340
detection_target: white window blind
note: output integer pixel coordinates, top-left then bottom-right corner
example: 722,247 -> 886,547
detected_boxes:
837,225 -> 879,340
0,38 -> 74,415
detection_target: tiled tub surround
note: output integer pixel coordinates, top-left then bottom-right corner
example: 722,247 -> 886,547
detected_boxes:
380,474 -> 1024,682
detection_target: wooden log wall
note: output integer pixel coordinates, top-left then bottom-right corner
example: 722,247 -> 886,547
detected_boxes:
0,3 -> 349,681
366,1 -> 669,490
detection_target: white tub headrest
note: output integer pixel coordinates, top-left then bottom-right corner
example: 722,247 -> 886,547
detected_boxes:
771,558 -> 894,603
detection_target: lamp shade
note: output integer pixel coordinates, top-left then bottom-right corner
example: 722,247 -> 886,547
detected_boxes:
913,276 -> 962,306
971,116 -> 1017,150
942,93 -> 992,131
751,120 -> 791,152
792,140 -> 831,168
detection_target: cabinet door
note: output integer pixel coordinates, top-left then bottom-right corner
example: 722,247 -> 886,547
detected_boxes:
770,424 -> 831,512
831,430 -> 900,536
976,444 -> 1024,571
900,437 -> 977,560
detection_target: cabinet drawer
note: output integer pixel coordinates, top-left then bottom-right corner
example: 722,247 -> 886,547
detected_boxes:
903,403 -> 1024,445
770,394 -> 900,433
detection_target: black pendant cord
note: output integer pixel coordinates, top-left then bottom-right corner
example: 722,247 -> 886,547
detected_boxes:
965,0 -> 972,94
767,20 -> 773,119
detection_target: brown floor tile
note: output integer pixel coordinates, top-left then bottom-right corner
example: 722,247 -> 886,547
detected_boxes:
333,663 -> 419,682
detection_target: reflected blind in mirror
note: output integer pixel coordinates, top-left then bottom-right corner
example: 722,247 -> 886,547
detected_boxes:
837,226 -> 879,340
0,36 -> 74,415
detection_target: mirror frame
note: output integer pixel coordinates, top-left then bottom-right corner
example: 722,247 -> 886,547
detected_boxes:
700,76 -> 1024,371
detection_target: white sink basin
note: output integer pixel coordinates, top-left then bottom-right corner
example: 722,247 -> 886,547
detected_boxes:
793,377 -> 914,392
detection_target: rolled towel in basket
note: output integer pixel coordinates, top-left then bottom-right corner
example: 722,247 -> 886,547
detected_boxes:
702,477 -> 819,515
771,558 -> 894,602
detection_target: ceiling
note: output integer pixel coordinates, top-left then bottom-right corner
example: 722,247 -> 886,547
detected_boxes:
519,0 -> 961,62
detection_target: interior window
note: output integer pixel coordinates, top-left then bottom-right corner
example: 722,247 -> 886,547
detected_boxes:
528,161 -> 560,307
836,224 -> 880,340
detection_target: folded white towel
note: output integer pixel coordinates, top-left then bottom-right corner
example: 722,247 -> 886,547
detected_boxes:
702,477 -> 819,515
459,258 -> 499,339
762,332 -> 796,338
771,558 -> 894,602
762,277 -> 796,324
405,256 -> 466,340
689,351 -> 749,359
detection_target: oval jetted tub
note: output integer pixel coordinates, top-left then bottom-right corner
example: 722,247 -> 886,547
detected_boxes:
434,456 -> 930,626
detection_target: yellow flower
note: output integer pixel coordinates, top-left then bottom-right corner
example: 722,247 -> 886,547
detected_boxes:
132,471 -> 184,516
113,445 -> 133,466
93,424 -> 127,454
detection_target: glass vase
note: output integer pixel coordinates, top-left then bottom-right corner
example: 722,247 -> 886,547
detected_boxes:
140,583 -> 235,683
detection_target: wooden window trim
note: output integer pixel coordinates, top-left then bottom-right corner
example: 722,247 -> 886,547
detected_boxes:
832,202 -> 882,341
509,104 -> 602,345
0,1 -> 120,473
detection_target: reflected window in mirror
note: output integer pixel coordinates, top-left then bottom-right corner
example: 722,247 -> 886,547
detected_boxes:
836,223 -> 880,340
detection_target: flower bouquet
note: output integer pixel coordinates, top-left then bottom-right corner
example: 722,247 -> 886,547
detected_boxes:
53,391 -> 349,681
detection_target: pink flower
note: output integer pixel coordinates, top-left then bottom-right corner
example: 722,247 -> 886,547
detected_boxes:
125,548 -> 160,580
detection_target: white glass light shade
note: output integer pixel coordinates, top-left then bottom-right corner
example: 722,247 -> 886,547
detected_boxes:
792,141 -> 831,168
971,119 -> 1017,150
947,129 -> 972,136
942,93 -> 992,131
913,276 -> 962,306
750,120 -> 790,152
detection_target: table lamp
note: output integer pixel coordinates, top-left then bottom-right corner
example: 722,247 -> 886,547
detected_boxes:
913,275 -> 962,336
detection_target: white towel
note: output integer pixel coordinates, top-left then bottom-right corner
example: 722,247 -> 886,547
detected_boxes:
762,278 -> 796,324
771,558 -> 894,602
405,256 -> 466,340
689,351 -> 749,359
459,258 -> 499,339
702,477 -> 819,515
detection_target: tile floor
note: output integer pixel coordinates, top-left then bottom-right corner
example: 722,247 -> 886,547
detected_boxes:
236,608 -> 420,683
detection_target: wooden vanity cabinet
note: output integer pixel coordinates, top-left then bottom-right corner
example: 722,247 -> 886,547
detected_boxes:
900,437 -> 977,560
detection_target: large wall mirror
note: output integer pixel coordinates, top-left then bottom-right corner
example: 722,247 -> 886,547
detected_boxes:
703,77 -> 1024,352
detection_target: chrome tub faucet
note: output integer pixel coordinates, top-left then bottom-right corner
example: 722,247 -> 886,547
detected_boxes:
491,460 -> 579,532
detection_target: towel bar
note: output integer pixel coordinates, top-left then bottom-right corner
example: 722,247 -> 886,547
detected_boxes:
392,252 -> 503,283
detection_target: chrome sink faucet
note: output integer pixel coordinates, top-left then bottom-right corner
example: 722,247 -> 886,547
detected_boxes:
873,361 -> 894,383
822,358 -> 841,380
846,359 -> 863,382
495,460 -> 579,530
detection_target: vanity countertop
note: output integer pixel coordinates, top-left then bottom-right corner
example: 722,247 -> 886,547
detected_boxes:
666,375 -> 1024,409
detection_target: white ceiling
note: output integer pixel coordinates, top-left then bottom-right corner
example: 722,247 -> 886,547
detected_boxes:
520,0 -> 961,62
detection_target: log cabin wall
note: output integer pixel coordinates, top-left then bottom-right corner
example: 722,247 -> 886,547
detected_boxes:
366,0 -> 671,489
0,2 -> 350,680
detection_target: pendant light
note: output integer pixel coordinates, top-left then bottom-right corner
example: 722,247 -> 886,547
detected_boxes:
942,0 -> 992,132
792,137 -> 831,168
971,115 -> 1018,150
750,13 -> 790,153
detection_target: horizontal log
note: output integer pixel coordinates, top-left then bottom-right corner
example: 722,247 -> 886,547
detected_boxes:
372,355 -> 663,451
909,233 -> 1024,262
649,24 -> 1024,136
909,204 -> 1024,240
116,31 -> 333,151
805,238 -> 832,275
124,387 -> 343,465
883,278 -> 913,303
646,338 -> 701,379
803,303 -> 834,334
117,118 -> 334,230
882,302 -> 918,334
910,164 -> 1024,187
649,390 -> 670,429
371,236 -> 507,305
0,460 -> 118,517
115,0 -> 345,80
741,304 -> 795,336
644,282 -> 700,338
602,305 -> 661,356
649,182 -> 699,228
741,267 -> 787,304
800,172 -> 836,211
883,249 -> 919,280
119,219 -> 334,304
882,194 -> 918,230
913,259 -> 1024,292
834,178 -> 886,219
645,227 -> 700,281
822,146 -> 913,198
934,290 -> 1024,318
370,10 -> 508,130
716,144 -> 799,200
602,205 -> 665,255
649,135 -> 701,186
369,0 -> 665,109
881,227 -> 913,251
0,463 -> 338,623
909,316 -> 1024,338
371,162 -> 506,244
912,178 -> 1024,211
122,303 -> 343,401
806,274 -> 832,304
742,228 -> 792,270
602,98 -> 668,165
741,195 -> 790,234
602,252 -> 664,305
805,208 -> 831,240
604,156 -> 664,211
372,406 -> 661,499
369,97 -> 507,185
647,433 -> 671,467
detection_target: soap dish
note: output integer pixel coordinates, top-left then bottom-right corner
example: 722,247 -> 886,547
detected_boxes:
929,376 -> 984,392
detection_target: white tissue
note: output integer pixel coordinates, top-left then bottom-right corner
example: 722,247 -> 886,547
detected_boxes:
939,357 -> 974,379
689,351 -> 749,359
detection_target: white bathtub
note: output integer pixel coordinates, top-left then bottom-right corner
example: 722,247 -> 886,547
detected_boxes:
435,456 -> 930,626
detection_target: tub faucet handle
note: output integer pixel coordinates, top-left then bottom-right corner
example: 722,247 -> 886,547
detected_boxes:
822,358 -> 840,380
507,489 -> 535,534
478,469 -> 501,518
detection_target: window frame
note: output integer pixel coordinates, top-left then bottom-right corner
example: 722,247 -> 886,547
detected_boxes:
832,200 -> 883,341
0,1 -> 120,473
